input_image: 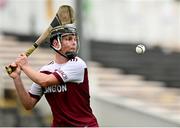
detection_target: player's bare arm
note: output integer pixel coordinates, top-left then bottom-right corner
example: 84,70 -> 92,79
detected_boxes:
9,63 -> 38,110
16,53 -> 60,87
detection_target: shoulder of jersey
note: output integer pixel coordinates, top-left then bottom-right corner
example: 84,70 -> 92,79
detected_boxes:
39,61 -> 54,72
69,57 -> 86,66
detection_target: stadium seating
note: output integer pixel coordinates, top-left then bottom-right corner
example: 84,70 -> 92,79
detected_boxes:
0,36 -> 52,126
1,36 -> 180,126
90,40 -> 180,88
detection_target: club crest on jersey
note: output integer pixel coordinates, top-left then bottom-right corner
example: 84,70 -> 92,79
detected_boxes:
44,84 -> 67,94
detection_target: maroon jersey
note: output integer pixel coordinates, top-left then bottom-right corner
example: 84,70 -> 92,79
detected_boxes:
29,57 -> 98,127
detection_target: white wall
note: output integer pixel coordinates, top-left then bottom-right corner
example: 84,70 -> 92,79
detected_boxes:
0,0 -> 75,35
1,0 -> 180,49
86,0 -> 180,49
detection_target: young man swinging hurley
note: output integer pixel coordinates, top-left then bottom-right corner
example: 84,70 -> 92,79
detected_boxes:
9,24 -> 99,127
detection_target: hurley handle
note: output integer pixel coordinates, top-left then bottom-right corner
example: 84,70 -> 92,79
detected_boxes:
5,43 -> 38,74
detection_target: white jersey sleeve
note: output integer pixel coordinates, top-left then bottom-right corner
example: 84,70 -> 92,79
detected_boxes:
53,57 -> 86,83
28,82 -> 43,98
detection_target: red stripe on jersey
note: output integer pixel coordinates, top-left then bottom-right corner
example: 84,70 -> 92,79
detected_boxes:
40,71 -> 52,74
28,92 -> 41,101
52,72 -> 64,83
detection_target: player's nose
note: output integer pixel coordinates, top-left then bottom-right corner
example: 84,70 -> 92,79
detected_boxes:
71,38 -> 77,45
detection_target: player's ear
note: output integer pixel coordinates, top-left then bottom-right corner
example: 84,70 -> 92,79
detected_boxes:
52,38 -> 61,50
52,39 -> 58,47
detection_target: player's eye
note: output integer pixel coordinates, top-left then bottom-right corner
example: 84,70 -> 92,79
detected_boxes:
63,35 -> 77,42
66,36 -> 73,41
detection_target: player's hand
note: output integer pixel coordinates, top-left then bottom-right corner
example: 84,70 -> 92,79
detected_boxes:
15,53 -> 28,69
8,62 -> 21,79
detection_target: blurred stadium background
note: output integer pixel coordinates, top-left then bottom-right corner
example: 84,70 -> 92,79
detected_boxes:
1,0 -> 180,127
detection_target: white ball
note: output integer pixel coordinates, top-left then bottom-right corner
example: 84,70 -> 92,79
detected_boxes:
136,44 -> 146,54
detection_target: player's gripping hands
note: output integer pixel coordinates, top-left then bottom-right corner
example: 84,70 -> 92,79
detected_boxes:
15,53 -> 29,70
8,62 -> 21,80
8,53 -> 28,79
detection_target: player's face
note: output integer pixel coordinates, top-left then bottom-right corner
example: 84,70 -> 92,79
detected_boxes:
61,33 -> 78,53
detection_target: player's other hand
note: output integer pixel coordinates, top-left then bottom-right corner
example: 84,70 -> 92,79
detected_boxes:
15,53 -> 28,69
8,62 -> 21,79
